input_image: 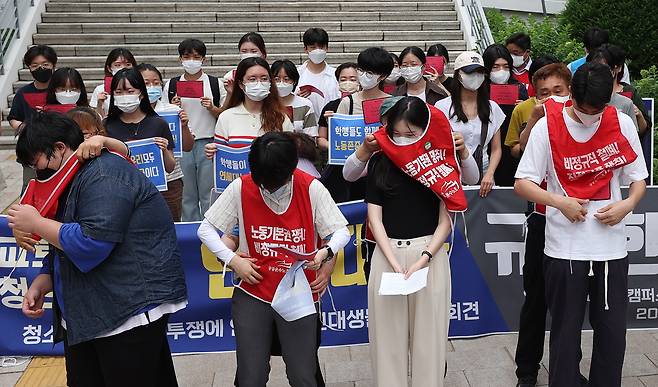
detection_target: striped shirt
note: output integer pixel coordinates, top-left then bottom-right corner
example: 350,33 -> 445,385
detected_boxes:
213,103 -> 294,148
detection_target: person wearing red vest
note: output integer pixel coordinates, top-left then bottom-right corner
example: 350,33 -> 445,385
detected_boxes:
506,33 -> 535,97
366,97 -> 458,387
515,62 -> 647,387
198,132 -> 350,386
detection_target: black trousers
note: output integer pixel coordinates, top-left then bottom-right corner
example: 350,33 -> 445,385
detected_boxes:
544,256 -> 629,387
232,288 -> 319,387
64,315 -> 178,387
514,214 -> 547,380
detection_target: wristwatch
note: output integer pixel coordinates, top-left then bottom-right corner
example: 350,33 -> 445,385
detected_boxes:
421,250 -> 433,262
323,246 -> 335,263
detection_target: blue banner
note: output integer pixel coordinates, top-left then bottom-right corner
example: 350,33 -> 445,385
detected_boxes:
213,144 -> 250,192
126,138 -> 168,192
158,111 -> 183,158
327,114 -> 381,165
2,188 -> 658,356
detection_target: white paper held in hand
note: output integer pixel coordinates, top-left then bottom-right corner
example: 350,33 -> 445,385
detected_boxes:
378,267 -> 429,296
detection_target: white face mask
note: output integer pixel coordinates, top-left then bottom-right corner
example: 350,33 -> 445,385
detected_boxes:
357,71 -> 381,90
244,81 -> 271,102
114,94 -> 141,113
459,72 -> 485,91
239,52 -> 260,61
400,66 -> 423,83
111,67 -> 123,76
512,54 -> 526,68
181,60 -> 203,75
489,70 -> 510,85
55,90 -> 80,105
573,107 -> 604,127
386,68 -> 401,83
393,136 -> 418,145
550,94 -> 570,103
276,82 -> 294,97
339,80 -> 360,94
308,49 -> 327,65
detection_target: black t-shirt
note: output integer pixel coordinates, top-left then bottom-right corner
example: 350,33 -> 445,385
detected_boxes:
8,83 -> 47,123
318,98 -> 342,128
366,152 -> 442,239
104,114 -> 174,149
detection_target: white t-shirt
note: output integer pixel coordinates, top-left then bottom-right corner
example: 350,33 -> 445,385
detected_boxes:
90,84 -> 110,115
408,89 -> 426,102
434,98 -> 505,171
154,100 -> 184,182
163,72 -> 218,140
516,108 -> 648,261
297,62 -> 341,118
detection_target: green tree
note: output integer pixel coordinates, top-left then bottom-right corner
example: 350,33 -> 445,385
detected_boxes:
485,9 -> 583,63
561,0 -> 658,80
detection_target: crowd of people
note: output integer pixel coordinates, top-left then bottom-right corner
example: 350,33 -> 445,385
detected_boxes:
4,25 -> 651,387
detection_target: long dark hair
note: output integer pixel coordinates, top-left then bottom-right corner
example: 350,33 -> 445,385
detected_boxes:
449,69 -> 491,124
374,96 -> 429,193
226,57 -> 286,133
46,67 -> 89,106
482,44 -> 516,84
239,32 -> 267,57
106,67 -> 155,121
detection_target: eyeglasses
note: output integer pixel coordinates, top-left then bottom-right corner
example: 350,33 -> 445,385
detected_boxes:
357,69 -> 377,77
28,64 -> 54,71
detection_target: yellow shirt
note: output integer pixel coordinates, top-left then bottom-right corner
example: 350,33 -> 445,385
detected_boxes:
504,97 -> 536,148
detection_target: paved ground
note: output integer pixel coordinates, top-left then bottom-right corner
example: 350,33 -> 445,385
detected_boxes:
2,331 -> 658,386
1,151 -> 658,386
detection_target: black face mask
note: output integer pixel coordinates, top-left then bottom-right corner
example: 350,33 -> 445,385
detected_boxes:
30,67 -> 53,83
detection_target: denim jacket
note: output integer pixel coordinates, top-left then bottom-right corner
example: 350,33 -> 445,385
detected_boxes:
53,150 -> 187,345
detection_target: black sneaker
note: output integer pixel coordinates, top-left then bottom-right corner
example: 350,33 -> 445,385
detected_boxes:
516,376 -> 537,387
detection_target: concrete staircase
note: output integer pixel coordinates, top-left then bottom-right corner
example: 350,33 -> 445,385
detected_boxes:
1,0 -> 468,146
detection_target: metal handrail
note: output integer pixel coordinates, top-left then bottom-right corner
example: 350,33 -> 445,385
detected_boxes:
0,0 -> 34,75
457,0 -> 494,54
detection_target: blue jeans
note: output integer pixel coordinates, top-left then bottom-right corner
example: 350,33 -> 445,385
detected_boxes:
181,138 -> 213,221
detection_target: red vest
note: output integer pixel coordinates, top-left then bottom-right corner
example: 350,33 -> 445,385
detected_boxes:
20,153 -> 81,223
513,70 -> 535,97
373,104 -> 468,212
546,99 -> 637,200
239,169 -> 319,303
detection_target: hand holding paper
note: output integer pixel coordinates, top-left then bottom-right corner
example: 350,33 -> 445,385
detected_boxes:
378,267 -> 429,296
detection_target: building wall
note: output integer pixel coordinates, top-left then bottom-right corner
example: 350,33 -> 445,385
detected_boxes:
481,0 -> 566,15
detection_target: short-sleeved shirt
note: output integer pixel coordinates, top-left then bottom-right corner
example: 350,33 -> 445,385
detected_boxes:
366,152 -> 443,239
434,98 -> 506,171
213,103 -> 293,147
288,95 -> 319,137
105,114 -> 175,149
8,83 -> 47,123
516,108 -> 648,261
504,98 -> 536,148
163,72 -> 218,140
204,176 -> 348,254
297,62 -> 341,118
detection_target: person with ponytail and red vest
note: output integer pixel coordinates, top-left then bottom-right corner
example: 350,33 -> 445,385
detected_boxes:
197,132 -> 350,386
515,62 -> 647,387
366,96 -> 464,387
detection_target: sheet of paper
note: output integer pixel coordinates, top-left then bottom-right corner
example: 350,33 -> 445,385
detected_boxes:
378,267 -> 429,296
43,104 -> 76,114
299,85 -> 324,98
104,76 -> 113,93
362,97 -> 386,125
489,84 -> 519,105
425,56 -> 445,75
177,81 -> 204,98
23,92 -> 47,109
271,246 -> 317,261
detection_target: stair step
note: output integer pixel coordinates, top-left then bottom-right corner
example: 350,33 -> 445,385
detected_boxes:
44,39 -> 466,56
44,2 -> 455,12
33,30 -> 462,45
41,10 -> 457,23
36,20 -> 460,34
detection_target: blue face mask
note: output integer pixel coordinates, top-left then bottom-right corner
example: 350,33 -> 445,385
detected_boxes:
147,86 -> 162,103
